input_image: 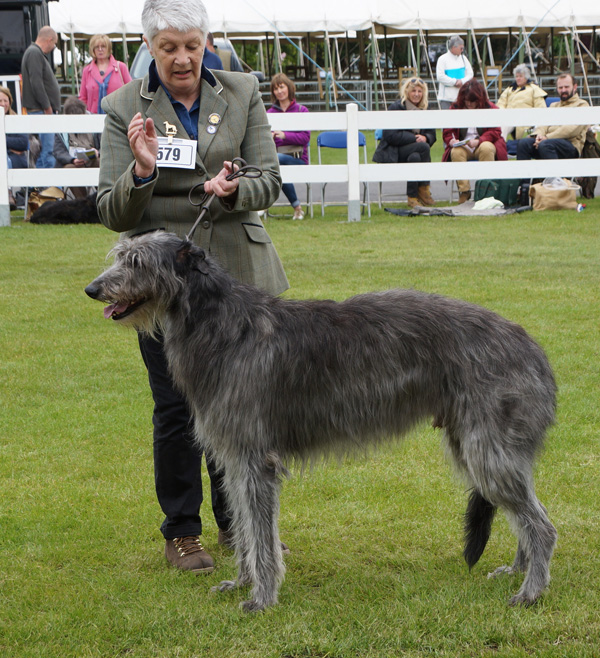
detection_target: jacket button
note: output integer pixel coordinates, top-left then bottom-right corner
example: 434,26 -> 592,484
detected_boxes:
202,220 -> 211,229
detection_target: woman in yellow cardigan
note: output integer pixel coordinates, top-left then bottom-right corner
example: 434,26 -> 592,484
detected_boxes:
497,64 -> 547,140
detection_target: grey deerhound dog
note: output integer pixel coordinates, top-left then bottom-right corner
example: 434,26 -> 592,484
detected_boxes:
85,231 -> 557,612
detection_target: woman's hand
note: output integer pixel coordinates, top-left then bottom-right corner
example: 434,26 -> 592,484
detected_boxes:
204,161 -> 240,198
468,138 -> 480,149
272,130 -> 285,140
415,134 -> 427,143
449,138 -> 459,146
128,112 -> 158,178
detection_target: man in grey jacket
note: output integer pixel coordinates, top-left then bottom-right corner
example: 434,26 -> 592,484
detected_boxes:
21,26 -> 61,168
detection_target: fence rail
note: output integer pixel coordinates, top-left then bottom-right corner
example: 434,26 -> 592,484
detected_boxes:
2,105 -> 600,224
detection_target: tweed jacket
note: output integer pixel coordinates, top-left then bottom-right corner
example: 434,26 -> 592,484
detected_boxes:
98,67 -> 288,296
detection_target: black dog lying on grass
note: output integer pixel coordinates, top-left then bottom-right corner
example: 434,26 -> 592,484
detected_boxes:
29,194 -> 100,225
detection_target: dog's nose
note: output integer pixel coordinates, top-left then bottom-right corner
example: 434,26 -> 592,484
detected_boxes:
85,283 -> 100,299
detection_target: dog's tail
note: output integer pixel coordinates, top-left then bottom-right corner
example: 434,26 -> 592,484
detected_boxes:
463,489 -> 497,569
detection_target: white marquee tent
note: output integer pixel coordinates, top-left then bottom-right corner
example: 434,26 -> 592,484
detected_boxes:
49,0 -> 600,37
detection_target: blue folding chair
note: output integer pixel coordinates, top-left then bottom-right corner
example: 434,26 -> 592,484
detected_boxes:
317,131 -> 371,217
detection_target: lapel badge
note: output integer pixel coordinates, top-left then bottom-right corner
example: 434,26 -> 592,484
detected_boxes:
207,113 -> 221,135
164,120 -> 178,144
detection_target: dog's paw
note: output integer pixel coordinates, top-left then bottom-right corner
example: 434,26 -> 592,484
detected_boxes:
508,592 -> 538,607
487,565 -> 517,579
240,599 -> 268,613
211,580 -> 237,593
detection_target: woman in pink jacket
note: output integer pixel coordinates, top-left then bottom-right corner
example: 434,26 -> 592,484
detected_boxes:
79,34 -> 132,114
267,73 -> 310,220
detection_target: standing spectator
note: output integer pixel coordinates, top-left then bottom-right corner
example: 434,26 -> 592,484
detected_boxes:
203,33 -> 223,70
267,73 -> 310,219
436,35 -> 473,109
21,26 -> 61,168
79,34 -> 132,114
517,73 -> 589,161
372,77 -> 436,207
443,79 -> 507,204
497,64 -> 547,141
53,97 -> 100,199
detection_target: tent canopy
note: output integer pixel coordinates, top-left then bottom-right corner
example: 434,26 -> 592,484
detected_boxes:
49,0 -> 599,38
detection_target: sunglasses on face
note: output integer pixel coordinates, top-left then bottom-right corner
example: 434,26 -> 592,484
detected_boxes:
408,78 -> 425,85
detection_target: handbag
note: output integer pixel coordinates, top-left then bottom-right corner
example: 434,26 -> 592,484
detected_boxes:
529,179 -> 579,211
474,179 -> 521,207
26,186 -> 65,220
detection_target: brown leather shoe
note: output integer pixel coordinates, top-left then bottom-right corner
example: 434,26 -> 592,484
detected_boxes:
218,529 -> 291,554
458,190 -> 472,204
417,185 -> 435,206
407,196 -> 420,208
165,536 -> 215,573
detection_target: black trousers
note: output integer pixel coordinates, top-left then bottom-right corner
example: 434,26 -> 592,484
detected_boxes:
397,141 -> 431,197
516,137 -> 579,160
138,333 -> 231,539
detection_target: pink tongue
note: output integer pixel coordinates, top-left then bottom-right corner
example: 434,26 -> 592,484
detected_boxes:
103,302 -> 129,319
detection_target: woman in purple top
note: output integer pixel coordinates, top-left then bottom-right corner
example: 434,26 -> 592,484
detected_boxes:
266,73 -> 310,220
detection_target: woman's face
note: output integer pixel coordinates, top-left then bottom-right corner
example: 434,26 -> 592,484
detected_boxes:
148,28 -> 205,100
464,100 -> 478,110
407,86 -> 423,105
0,91 -> 10,113
273,82 -> 290,104
515,72 -> 527,87
93,41 -> 109,61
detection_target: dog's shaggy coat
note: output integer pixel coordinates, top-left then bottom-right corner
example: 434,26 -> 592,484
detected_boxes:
85,231 -> 558,612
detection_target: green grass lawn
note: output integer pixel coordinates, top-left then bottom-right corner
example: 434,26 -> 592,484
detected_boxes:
1,203 -> 599,657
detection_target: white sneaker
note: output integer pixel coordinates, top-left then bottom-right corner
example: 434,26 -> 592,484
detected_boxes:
292,206 -> 304,220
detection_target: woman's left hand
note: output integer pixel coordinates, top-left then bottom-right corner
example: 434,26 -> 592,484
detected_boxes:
415,134 -> 427,143
468,138 -> 480,149
204,161 -> 240,198
272,130 -> 285,140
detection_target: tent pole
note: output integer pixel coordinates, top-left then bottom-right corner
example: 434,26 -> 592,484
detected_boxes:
573,27 -> 593,103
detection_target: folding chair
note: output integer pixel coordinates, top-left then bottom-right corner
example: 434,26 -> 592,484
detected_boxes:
267,145 -> 313,218
317,131 -> 371,217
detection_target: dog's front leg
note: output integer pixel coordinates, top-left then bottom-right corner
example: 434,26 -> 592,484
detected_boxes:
214,456 -> 285,612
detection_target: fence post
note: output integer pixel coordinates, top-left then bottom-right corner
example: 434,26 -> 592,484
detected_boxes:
346,103 -> 361,222
0,108 -> 10,227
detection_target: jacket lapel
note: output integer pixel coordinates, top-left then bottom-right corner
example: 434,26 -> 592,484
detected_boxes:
196,76 -> 228,165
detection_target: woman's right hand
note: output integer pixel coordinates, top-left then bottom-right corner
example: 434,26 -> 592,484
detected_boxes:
128,112 -> 158,178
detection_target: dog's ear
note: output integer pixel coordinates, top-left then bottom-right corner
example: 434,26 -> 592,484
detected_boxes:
175,242 -> 210,275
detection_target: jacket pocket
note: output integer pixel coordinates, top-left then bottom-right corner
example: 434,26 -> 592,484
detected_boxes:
242,222 -> 272,244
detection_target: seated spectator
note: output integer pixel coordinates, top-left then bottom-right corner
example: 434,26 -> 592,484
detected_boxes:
1,85 -> 29,209
266,73 -> 310,220
436,35 -> 474,110
372,77 -> 436,207
517,72 -> 589,162
79,34 -> 132,114
443,79 -> 507,204
497,64 -> 547,140
53,97 -> 100,199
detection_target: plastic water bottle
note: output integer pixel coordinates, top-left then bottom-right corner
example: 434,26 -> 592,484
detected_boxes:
577,203 -> 586,212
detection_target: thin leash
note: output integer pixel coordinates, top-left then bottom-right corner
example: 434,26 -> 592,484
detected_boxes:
186,157 -> 263,242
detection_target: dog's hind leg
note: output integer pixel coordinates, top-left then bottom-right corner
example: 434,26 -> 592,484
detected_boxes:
463,436 -> 557,606
215,453 -> 285,612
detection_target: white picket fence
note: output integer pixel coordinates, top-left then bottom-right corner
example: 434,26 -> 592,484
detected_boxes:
2,104 -> 600,225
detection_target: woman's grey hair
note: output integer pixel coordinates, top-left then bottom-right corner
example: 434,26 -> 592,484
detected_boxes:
142,0 -> 210,43
447,35 -> 464,50
513,64 -> 531,79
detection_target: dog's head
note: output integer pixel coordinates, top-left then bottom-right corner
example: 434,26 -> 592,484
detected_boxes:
84,231 -> 214,332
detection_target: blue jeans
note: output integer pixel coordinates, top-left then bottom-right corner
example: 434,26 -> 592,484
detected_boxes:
517,137 -> 579,160
28,110 -> 56,169
277,152 -> 306,207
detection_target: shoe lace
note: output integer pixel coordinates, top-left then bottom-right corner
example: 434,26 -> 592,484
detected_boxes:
173,536 -> 205,556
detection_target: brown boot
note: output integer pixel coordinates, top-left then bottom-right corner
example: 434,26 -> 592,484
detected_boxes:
417,185 -> 435,206
458,190 -> 472,204
218,528 -> 291,555
407,197 -> 420,208
165,536 -> 215,573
